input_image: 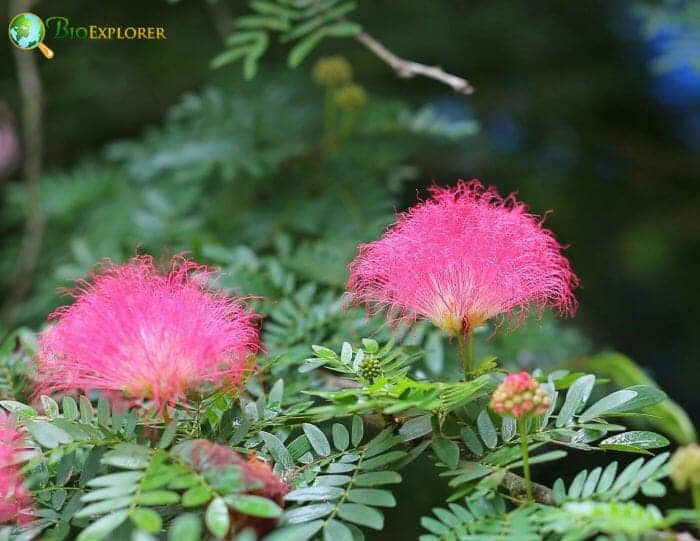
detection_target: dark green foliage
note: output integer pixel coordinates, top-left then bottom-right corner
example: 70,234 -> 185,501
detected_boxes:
0,68 -> 474,329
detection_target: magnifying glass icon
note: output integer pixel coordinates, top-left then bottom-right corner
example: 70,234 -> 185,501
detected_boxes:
8,12 -> 54,59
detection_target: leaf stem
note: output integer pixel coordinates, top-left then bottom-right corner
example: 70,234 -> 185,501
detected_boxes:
322,448 -> 365,529
518,418 -> 533,503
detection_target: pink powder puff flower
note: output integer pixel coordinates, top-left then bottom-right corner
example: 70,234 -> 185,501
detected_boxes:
187,440 -> 290,504
36,255 -> 260,413
0,412 -> 33,525
489,372 -> 551,419
347,180 -> 578,335
184,440 -> 289,535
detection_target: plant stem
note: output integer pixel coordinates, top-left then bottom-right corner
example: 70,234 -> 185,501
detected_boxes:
518,418 -> 533,503
2,0 -> 45,327
338,110 -> 355,141
323,88 -> 336,146
693,483 -> 700,530
457,331 -> 475,379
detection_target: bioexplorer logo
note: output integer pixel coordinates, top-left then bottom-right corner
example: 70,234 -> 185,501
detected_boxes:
8,13 -> 167,59
8,13 -> 54,58
46,17 -> 167,41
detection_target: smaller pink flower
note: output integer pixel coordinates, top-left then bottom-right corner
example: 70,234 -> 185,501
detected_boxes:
186,440 -> 289,536
188,440 -> 289,504
490,372 -> 551,419
0,413 -> 33,525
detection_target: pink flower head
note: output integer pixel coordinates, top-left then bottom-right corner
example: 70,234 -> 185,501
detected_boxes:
36,255 -> 260,412
188,440 -> 289,504
0,413 -> 33,525
184,440 -> 289,535
347,180 -> 578,335
489,372 -> 551,419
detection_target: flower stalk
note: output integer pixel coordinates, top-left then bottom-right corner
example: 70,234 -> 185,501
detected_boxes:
693,484 -> 700,528
323,88 -> 336,145
490,371 -> 551,504
518,418 -> 533,503
457,331 -> 475,379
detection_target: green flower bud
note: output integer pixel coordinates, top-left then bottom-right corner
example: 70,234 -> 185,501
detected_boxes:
312,56 -> 353,87
333,84 -> 367,111
358,356 -> 382,383
670,443 -> 700,491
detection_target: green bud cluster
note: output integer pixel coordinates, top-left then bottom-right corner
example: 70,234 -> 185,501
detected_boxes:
334,84 -> 367,112
359,356 -> 382,383
312,56 -> 353,87
670,443 -> 700,491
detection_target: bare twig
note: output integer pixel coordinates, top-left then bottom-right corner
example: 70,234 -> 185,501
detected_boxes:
355,31 -> 474,95
2,0 -> 46,326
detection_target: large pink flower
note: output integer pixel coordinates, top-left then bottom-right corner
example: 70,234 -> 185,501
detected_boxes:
0,413 -> 33,525
347,180 -> 578,335
36,256 -> 260,411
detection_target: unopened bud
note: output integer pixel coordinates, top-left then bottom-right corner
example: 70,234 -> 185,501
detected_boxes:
358,356 -> 382,383
334,84 -> 367,111
312,56 -> 352,87
670,443 -> 700,491
490,372 -> 550,419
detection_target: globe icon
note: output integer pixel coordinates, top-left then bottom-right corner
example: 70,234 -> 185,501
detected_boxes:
8,12 -> 53,58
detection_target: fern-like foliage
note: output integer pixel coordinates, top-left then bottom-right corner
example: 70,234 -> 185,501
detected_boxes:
260,419 -> 405,541
430,372 -> 670,503
552,454 -> 670,503
2,68 -> 476,327
415,368 -> 685,541
0,327 -> 692,541
420,494 -> 540,541
422,453 -> 688,541
211,1 -> 362,77
302,340 -> 495,417
2,395 -> 288,540
538,501 -> 688,541
422,496 -> 690,541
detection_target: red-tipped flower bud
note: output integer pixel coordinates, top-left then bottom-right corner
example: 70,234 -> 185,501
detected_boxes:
490,371 -> 550,419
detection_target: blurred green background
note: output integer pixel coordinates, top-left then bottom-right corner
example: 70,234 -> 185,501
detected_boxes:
1,1 -> 698,533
